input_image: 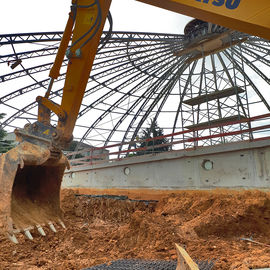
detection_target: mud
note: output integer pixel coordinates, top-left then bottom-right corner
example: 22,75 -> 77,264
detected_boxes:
0,189 -> 270,270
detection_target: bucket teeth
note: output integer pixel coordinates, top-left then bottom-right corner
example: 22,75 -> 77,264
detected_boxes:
7,233 -> 19,244
36,225 -> 46,236
59,219 -> 66,229
24,229 -> 33,240
6,220 -> 67,243
48,221 -> 57,233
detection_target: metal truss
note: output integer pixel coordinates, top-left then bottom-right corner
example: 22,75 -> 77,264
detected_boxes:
0,32 -> 63,45
0,24 -> 270,149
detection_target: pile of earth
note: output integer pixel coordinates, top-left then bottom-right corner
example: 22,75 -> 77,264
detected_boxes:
0,189 -> 270,269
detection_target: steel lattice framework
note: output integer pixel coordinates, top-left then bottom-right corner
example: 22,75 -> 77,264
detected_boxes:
1,20 -> 270,150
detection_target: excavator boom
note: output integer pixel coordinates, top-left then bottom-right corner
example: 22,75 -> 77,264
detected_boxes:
0,0 -> 112,243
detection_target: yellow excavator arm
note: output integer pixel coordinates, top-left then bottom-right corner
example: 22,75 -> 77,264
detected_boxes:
0,0 -> 112,243
0,0 -> 269,243
37,0 -> 112,148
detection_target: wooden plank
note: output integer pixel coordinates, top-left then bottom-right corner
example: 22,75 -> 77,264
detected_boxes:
175,243 -> 199,270
183,87 -> 245,106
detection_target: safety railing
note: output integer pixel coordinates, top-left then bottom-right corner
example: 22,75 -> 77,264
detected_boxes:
66,113 -> 270,168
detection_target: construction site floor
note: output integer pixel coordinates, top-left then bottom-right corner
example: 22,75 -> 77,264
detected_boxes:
0,189 -> 270,270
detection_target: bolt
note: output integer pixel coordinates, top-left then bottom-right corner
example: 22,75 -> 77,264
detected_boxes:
75,49 -> 82,58
66,49 -> 72,59
36,96 -> 42,102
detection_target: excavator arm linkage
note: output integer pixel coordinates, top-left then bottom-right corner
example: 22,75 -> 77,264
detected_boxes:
0,0 -> 111,243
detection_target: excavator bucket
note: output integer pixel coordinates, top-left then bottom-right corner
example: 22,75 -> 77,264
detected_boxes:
0,141 -> 68,243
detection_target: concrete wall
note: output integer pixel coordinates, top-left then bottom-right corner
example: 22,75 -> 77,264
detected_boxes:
62,139 -> 270,190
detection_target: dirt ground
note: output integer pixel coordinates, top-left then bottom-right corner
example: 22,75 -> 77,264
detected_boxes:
0,189 -> 270,270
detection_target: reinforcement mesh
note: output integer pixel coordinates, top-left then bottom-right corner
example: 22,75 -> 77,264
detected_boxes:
83,259 -> 214,270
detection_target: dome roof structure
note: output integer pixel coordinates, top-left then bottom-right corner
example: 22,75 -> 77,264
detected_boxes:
1,21 -> 270,152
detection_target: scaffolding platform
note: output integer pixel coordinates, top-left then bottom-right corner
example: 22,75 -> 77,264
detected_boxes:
183,87 -> 245,106
185,115 -> 248,130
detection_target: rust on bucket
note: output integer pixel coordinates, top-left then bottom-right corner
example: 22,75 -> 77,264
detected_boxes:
0,141 -> 68,241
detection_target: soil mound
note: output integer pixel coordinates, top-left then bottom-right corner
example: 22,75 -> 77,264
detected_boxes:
0,189 -> 269,269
